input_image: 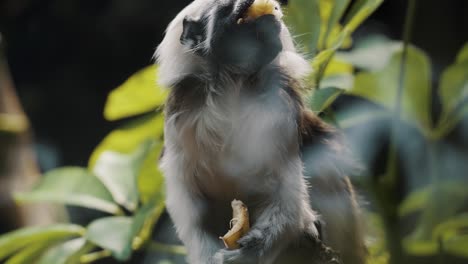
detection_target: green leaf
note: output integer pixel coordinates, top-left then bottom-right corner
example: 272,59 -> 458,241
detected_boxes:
336,109 -> 389,129
137,141 -> 165,203
343,0 -> 384,34
308,87 -> 343,113
399,182 -> 468,218
456,42 -> 468,63
337,35 -> 402,71
5,244 -> 55,264
347,46 -> 432,133
86,217 -> 133,261
37,238 -> 89,264
285,0 -> 321,54
15,167 -> 121,215
443,235 -> 468,258
0,224 -> 84,261
93,141 -> 154,211
400,181 -> 468,253
433,213 -> 468,242
320,74 -> 354,90
89,112 -> 164,169
104,65 -> 168,121
131,199 -> 165,250
323,57 -> 354,77
403,237 -> 438,256
403,214 -> 468,257
435,43 -> 468,138
322,0 -> 351,48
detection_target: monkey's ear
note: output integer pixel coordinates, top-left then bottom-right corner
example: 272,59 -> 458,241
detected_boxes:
181,17 -> 205,50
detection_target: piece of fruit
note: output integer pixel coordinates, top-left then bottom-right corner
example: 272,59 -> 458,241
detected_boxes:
239,0 -> 282,24
219,199 -> 250,249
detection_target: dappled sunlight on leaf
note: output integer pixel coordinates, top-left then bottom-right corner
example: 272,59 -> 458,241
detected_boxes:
104,65 -> 168,121
93,141 -> 154,212
86,217 -> 133,261
37,238 -> 90,264
15,167 -> 121,215
89,112 -> 164,168
0,224 -> 85,261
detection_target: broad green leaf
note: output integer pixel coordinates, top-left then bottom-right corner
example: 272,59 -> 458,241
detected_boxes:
319,56 -> 355,90
337,35 -> 402,71
347,46 -> 432,133
324,24 -> 353,49
37,238 -> 89,264
15,167 -> 121,215
137,141 -> 165,203
323,57 -> 354,77
309,87 -> 343,113
443,235 -> 468,258
5,244 -> 55,264
456,42 -> 468,63
435,43 -> 468,138
320,75 -> 354,90
86,217 -> 133,261
89,112 -> 164,169
343,0 -> 384,34
285,0 -> 321,54
433,213 -> 468,242
311,29 -> 351,88
93,141 -> 154,211
104,65 -> 168,121
0,224 -> 84,261
337,109 -> 389,129
322,0 -> 351,49
399,182 -> 468,217
401,181 -> 468,255
404,214 -> 468,257
311,49 -> 335,72
131,199 -> 165,250
402,237 -> 438,256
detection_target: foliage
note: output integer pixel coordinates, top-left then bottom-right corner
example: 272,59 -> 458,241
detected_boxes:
1,0 -> 385,263
2,0 -> 468,264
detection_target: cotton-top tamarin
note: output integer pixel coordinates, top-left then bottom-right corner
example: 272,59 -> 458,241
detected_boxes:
156,0 -> 366,263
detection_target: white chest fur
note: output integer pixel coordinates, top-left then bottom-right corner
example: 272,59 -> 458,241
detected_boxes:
162,83 -> 299,198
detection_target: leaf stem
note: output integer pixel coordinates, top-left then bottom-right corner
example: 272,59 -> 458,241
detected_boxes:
379,1 -> 418,264
80,250 -> 112,263
146,241 -> 187,255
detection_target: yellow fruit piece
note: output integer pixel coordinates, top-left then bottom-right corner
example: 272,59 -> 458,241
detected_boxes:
219,200 -> 250,249
244,0 -> 282,22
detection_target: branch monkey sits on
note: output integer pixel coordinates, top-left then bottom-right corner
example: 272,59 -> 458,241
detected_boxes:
156,0 -> 366,263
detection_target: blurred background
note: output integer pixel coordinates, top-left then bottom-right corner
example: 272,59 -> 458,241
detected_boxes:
0,0 -> 467,263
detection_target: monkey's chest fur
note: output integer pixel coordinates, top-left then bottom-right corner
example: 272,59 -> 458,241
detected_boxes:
164,77 -> 300,204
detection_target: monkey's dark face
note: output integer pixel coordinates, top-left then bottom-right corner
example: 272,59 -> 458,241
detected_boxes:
181,0 -> 283,71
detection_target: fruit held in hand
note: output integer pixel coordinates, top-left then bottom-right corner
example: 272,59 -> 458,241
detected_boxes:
220,199 -> 250,249
238,0 -> 282,24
